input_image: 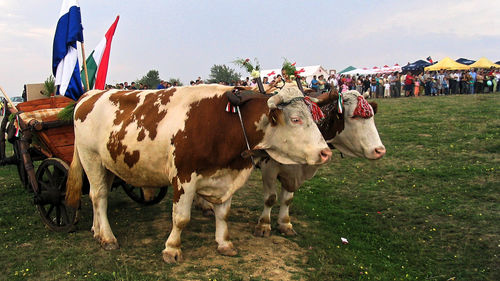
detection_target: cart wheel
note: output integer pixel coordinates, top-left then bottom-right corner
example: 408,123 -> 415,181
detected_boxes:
35,158 -> 77,232
13,141 -> 29,189
122,184 -> 167,205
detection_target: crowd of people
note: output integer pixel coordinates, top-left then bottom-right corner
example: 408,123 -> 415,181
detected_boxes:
104,67 -> 500,99
329,67 -> 500,98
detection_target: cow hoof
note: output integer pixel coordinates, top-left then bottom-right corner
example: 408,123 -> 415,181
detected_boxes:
101,240 -> 119,250
254,225 -> 271,237
217,244 -> 238,256
162,248 -> 183,263
279,226 -> 297,236
202,209 -> 214,217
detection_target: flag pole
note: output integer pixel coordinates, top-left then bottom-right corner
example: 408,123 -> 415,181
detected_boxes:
81,42 -> 90,91
0,85 -> 18,113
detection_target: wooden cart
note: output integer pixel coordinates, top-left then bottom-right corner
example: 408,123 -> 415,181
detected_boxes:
0,96 -> 167,232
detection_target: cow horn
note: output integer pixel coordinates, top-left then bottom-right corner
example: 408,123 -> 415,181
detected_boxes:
267,94 -> 283,109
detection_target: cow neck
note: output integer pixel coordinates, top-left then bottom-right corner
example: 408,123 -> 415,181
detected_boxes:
237,97 -> 268,150
317,95 -> 345,141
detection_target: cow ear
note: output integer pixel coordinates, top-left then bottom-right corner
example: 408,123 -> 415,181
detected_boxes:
369,102 -> 378,114
316,89 -> 338,106
268,108 -> 284,126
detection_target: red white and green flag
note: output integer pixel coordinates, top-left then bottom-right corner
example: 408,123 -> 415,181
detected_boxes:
81,15 -> 119,90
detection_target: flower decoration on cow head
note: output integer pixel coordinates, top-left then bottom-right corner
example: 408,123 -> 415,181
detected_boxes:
233,57 -> 261,78
281,58 -> 297,80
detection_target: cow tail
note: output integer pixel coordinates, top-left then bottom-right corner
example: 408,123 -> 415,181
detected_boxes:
65,145 -> 83,208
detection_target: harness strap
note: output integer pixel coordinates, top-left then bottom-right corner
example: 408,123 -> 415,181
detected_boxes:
236,105 -> 256,167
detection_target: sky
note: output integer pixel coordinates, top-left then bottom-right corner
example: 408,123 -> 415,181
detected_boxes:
1,0 -> 499,97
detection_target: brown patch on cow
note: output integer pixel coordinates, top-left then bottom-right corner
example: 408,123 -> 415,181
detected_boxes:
259,217 -> 271,225
223,230 -> 230,241
265,194 -> 277,207
284,198 -> 293,206
105,89 -> 175,167
123,150 -> 140,168
106,130 -> 140,168
369,101 -> 378,114
268,108 -> 284,126
172,94 -> 268,184
74,91 -> 108,122
172,177 -> 185,204
317,99 -> 345,141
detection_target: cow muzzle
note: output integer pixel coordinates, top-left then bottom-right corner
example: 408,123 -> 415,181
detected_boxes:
371,145 -> 386,159
319,148 -> 332,164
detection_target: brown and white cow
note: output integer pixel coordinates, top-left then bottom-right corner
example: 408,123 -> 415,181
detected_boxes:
65,84 -> 331,263
195,89 -> 385,236
252,90 -> 385,236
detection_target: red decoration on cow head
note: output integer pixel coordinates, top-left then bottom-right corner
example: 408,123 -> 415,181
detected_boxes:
352,96 -> 374,118
304,96 -> 325,122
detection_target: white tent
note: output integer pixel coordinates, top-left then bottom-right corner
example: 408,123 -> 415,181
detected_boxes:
260,65 -> 329,84
343,68 -> 372,75
343,64 -> 402,76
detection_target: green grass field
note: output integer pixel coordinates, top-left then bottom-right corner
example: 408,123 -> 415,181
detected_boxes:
0,93 -> 498,281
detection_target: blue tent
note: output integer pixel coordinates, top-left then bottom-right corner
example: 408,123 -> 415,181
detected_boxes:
456,58 -> 476,65
402,60 -> 432,72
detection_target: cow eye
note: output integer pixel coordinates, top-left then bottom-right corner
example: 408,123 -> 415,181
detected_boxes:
291,117 -> 302,124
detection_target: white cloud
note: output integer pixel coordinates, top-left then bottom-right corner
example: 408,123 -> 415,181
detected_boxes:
0,22 -> 53,40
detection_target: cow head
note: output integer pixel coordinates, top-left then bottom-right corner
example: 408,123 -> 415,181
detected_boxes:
254,84 -> 332,165
327,90 -> 386,160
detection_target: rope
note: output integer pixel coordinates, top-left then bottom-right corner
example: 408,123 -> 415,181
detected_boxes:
236,106 -> 255,167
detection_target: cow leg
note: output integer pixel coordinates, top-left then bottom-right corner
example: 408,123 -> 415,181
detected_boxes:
277,189 -> 297,236
81,154 -> 117,249
214,197 -> 237,256
162,182 -> 195,263
254,166 -> 279,237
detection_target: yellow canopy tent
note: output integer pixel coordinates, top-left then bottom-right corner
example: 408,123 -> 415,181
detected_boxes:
468,57 -> 500,69
424,57 -> 470,71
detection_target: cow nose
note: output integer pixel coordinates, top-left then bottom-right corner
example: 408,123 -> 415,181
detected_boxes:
374,146 -> 386,158
320,148 -> 332,163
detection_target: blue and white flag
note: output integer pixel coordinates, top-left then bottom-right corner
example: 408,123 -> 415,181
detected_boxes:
52,0 -> 84,100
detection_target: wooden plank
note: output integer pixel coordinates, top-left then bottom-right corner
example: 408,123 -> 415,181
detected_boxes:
36,125 -> 75,164
56,145 -> 74,164
17,96 -> 74,112
40,125 -> 74,136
